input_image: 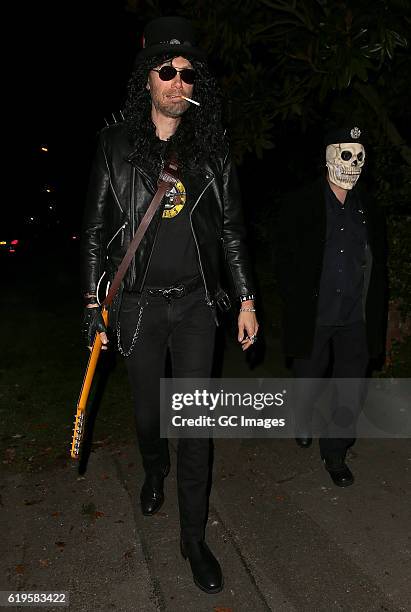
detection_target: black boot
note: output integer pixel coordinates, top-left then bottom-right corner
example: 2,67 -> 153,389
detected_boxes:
295,437 -> 312,448
180,538 -> 223,594
140,464 -> 170,516
322,455 -> 354,487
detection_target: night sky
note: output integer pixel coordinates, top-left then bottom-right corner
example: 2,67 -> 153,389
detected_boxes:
10,1 -> 410,237
16,1 -> 143,232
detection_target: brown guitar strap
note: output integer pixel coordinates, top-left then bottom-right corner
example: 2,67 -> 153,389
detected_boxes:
102,159 -> 179,308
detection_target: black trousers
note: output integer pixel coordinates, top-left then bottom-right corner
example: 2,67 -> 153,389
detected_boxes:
119,286 -> 216,541
292,321 -> 369,460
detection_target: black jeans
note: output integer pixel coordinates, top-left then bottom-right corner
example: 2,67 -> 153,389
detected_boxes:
292,321 -> 369,460
119,286 -> 216,541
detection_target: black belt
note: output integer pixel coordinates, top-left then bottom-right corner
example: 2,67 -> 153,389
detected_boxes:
144,276 -> 203,299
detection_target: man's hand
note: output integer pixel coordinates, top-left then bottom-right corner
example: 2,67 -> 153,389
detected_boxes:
238,300 -> 259,351
83,304 -> 109,351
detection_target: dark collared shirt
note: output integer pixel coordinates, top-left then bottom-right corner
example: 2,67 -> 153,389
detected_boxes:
316,182 -> 368,326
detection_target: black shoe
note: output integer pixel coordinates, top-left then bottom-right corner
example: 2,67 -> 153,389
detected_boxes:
140,465 -> 170,516
295,437 -> 312,448
322,458 -> 354,487
180,539 -> 223,594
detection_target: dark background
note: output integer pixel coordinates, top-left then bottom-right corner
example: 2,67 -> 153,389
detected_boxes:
5,0 -> 411,374
15,2 -> 139,233
13,0 -> 411,229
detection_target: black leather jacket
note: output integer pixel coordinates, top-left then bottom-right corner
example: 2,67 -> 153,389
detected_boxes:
81,122 -> 255,306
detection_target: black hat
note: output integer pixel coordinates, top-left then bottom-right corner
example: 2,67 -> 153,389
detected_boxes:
324,126 -> 365,147
135,16 -> 206,64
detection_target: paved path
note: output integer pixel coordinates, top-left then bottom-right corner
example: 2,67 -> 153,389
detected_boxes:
2,435 -> 411,612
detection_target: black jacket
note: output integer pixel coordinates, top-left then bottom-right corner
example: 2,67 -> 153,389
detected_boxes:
275,178 -> 388,359
81,122 -> 255,306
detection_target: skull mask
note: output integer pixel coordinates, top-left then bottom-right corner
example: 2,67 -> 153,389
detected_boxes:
326,142 -> 365,190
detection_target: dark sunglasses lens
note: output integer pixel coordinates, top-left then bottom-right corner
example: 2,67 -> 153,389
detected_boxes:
158,66 -> 177,81
157,66 -> 196,84
180,69 -> 196,84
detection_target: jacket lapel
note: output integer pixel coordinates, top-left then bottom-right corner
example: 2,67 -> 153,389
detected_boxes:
180,166 -> 215,212
126,150 -> 214,206
126,152 -> 157,193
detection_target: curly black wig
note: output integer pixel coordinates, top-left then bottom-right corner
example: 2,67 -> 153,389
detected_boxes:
123,54 -> 227,172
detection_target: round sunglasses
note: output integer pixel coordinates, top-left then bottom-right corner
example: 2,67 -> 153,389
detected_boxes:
151,65 -> 196,85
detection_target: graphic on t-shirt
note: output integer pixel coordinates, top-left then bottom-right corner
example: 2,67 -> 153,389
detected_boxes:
163,179 -> 186,219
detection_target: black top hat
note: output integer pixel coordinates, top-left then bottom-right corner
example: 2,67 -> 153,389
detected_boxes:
324,126 -> 365,146
135,16 -> 206,64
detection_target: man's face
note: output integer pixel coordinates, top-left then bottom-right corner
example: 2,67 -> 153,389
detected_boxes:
147,56 -> 194,119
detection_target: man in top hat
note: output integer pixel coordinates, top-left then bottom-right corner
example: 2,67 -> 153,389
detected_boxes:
275,126 -> 387,486
81,16 -> 258,593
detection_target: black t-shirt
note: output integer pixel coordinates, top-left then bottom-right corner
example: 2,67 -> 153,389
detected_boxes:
144,171 -> 199,286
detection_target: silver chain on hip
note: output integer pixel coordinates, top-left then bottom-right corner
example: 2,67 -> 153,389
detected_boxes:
116,305 -> 144,357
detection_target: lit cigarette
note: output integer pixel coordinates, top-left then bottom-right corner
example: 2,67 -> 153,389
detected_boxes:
181,95 -> 200,106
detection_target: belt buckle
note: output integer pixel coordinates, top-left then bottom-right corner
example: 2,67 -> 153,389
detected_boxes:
161,285 -> 185,300
170,285 -> 185,299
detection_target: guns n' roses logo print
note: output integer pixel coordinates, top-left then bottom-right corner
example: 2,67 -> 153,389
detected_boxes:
163,179 -> 186,219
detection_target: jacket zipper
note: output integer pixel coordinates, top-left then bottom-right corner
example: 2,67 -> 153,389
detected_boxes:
137,201 -> 165,294
129,165 -> 160,288
129,164 -> 164,292
190,177 -> 215,306
109,183 -> 124,213
106,222 -> 128,249
137,157 -> 166,293
129,168 -> 137,285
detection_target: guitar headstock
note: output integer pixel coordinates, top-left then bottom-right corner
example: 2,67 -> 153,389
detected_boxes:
70,410 -> 85,459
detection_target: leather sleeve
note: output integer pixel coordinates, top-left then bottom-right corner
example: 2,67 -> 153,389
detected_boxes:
221,153 -> 256,297
80,132 -> 110,295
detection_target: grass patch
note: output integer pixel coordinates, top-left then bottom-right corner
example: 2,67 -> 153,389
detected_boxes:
1,252 -> 135,474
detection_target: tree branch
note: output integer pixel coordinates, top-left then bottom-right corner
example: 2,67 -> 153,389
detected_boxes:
353,82 -> 411,167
